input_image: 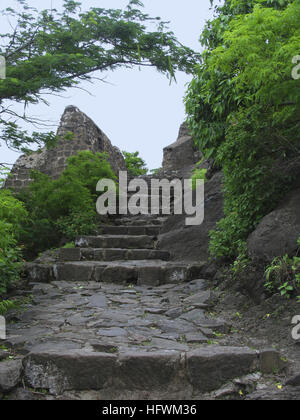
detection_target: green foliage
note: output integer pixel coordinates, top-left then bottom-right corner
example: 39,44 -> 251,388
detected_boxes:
0,166 -> 12,188
18,151 -> 116,258
0,190 -> 27,295
264,244 -> 300,299
0,221 -> 23,296
293,237 -> 300,300
209,105 -> 292,258
0,189 -> 28,236
149,168 -> 162,175
191,161 -> 207,190
55,208 -> 97,240
0,125 -> 59,156
62,242 -> 76,249
185,0 -> 300,259
0,299 -> 17,316
264,236 -> 300,298
230,242 -> 250,276
123,151 -> 148,177
60,151 -> 117,196
0,0 -> 199,156
0,296 -> 34,315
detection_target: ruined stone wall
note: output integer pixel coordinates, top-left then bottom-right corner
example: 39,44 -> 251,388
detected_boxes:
4,106 -> 126,191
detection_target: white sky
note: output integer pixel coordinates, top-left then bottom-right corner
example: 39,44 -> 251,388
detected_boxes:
1,0 -> 215,170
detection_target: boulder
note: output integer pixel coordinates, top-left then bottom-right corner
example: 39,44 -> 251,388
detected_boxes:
157,171 -> 224,262
247,188 -> 300,262
0,359 -> 23,392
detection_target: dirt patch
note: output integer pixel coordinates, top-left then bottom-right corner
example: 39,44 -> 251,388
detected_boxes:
210,279 -> 300,395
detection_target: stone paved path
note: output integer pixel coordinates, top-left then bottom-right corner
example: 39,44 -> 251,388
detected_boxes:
0,214 -> 285,399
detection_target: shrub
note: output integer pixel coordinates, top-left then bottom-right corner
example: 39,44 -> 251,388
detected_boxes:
0,189 -> 28,237
185,0 -> 300,260
123,151 -> 148,177
18,151 -> 116,258
264,237 -> 300,299
0,191 -> 27,295
55,208 -> 97,239
208,106 -> 291,259
61,151 -> 117,196
0,221 -> 23,295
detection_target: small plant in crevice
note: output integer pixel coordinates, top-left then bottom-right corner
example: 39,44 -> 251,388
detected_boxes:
0,296 -> 33,317
0,299 -> 17,316
264,240 -> 300,299
191,161 -> 207,190
230,241 -> 250,277
293,238 -> 300,301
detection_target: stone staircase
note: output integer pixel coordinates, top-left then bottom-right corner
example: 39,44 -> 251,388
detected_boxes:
26,213 -> 204,286
1,212 -> 285,399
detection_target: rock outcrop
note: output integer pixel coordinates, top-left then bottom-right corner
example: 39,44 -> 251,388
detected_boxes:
247,188 -> 300,262
156,123 -> 224,262
162,123 -> 201,174
158,171 -> 224,262
4,106 -> 126,191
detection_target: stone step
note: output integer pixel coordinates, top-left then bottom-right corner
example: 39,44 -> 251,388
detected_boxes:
111,209 -> 174,218
124,208 -> 175,216
113,216 -> 167,226
75,235 -> 156,250
25,261 -> 203,285
59,248 -> 170,262
23,347 -> 280,397
100,225 -> 161,236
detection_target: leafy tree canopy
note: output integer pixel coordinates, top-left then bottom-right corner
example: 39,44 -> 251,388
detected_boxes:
123,150 -> 148,176
0,0 -> 199,161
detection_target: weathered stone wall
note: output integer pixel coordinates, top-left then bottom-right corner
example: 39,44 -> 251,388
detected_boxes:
4,106 -> 126,191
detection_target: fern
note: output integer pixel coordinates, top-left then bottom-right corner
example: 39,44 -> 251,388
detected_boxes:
0,299 -> 16,316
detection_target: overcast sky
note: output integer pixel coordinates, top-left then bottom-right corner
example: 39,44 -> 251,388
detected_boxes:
1,0 -> 215,170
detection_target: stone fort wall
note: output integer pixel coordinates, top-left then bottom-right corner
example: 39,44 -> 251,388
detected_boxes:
4,105 -> 126,191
